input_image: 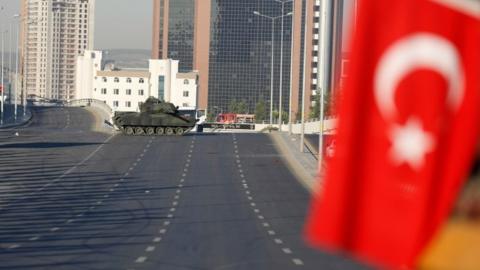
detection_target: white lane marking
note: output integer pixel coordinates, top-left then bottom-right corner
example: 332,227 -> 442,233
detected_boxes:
282,248 -> 292,254
8,244 -> 21,249
258,215 -> 265,220
178,184 -> 184,188
145,246 -> 156,252
238,164 -> 242,168
174,195 -> 180,200
110,188 -> 115,192
145,190 -> 150,194
292,259 -> 304,265
250,203 -> 256,207
236,160 -> 241,164
180,179 -> 185,183
137,158 -> 141,162
133,162 -> 137,167
263,223 -> 270,228
77,214 -> 84,217
254,209 -> 260,213
176,190 -> 181,194
140,153 -> 145,158
143,149 -> 147,153
274,238 -> 283,244
240,174 -> 245,178
239,169 -> 243,173
182,173 -> 186,177
159,229 -> 167,234
129,167 -> 134,171
188,154 -> 192,158
66,219 -> 75,224
247,196 -> 253,201
153,237 -> 162,243
97,201 -> 102,205
172,201 -> 178,206
170,208 -> 176,212
104,194 -> 109,198
135,256 -> 147,263
167,214 -> 174,218
0,134 -> 116,209
245,191 -> 251,195
268,230 -> 276,235
124,172 -> 129,176
164,221 -> 171,226
184,168 -> 188,172
114,184 -> 119,187
50,227 -> 60,232
30,236 -> 40,241
90,206 -> 96,210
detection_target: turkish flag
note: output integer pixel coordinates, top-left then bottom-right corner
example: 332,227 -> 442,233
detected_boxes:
305,0 -> 480,268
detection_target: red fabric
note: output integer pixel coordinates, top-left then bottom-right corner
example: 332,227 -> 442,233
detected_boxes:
305,0 -> 480,268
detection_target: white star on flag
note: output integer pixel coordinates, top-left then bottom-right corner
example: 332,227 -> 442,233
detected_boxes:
389,117 -> 436,170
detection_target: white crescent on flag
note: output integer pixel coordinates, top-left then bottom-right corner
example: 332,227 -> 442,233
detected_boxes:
374,33 -> 465,120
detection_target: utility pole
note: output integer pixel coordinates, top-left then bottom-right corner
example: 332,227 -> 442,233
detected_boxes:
300,0 -> 308,152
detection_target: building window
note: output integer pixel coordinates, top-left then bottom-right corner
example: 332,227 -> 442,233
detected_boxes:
114,77 -> 119,83
126,78 -> 132,83
114,89 -> 119,95
184,79 -> 189,85
125,101 -> 131,108
183,91 -> 189,97
126,89 -> 132,95
102,77 -> 107,82
138,89 -> 144,96
101,88 -> 107,94
139,78 -> 145,83
113,101 -> 119,107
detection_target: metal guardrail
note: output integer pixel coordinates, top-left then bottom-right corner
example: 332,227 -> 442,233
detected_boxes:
202,123 -> 255,130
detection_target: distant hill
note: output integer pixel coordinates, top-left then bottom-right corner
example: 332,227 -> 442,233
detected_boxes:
102,49 -> 151,69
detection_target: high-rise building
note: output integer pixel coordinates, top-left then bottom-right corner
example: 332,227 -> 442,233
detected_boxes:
153,0 -> 325,120
20,0 -> 95,101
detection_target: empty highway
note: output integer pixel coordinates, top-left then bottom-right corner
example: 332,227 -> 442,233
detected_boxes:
0,107 -> 368,270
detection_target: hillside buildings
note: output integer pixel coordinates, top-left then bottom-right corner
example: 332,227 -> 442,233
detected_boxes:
20,0 -> 95,101
76,50 -> 198,112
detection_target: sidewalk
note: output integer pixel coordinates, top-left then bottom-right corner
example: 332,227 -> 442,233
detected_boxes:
0,104 -> 32,129
269,131 -> 321,193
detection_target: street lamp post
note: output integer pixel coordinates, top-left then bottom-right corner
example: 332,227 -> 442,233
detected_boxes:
1,28 -> 6,125
274,0 -> 294,130
253,10 -> 292,127
13,14 -> 20,121
22,19 -> 37,117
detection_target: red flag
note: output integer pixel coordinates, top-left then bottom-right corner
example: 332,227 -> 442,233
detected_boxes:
305,0 -> 480,268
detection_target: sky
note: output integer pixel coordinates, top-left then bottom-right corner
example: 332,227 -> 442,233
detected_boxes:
1,0 -> 354,52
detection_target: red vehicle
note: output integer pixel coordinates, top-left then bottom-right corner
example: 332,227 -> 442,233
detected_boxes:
216,113 -> 255,124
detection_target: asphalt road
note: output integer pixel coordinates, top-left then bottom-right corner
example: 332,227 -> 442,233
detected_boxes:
0,107 -> 369,270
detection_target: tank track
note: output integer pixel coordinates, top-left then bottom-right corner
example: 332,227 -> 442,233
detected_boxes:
120,126 -> 193,136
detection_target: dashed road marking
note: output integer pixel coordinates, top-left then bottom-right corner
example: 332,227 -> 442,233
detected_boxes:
135,256 -> 147,263
292,259 -> 304,266
170,208 -> 176,212
104,194 -> 109,198
66,219 -> 74,224
164,221 -> 171,226
50,227 -> 60,232
258,215 -> 264,220
263,222 -> 270,227
159,229 -> 167,234
153,237 -> 162,243
29,236 -> 40,241
282,248 -> 292,254
167,214 -> 174,218
145,246 -> 156,252
254,209 -> 260,213
176,189 -> 181,194
8,244 -> 21,249
172,201 -> 178,206
274,238 -> 283,244
77,214 -> 84,217
268,230 -> 276,235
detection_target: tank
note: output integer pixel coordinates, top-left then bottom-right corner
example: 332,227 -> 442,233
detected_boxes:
112,97 -> 198,136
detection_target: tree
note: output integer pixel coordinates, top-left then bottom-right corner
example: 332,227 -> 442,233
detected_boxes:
254,99 -> 267,122
228,99 -> 249,114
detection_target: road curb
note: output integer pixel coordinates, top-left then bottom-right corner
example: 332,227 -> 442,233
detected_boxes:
268,132 -> 319,193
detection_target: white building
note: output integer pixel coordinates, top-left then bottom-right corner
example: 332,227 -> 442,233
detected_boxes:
76,50 -> 199,112
21,0 -> 95,101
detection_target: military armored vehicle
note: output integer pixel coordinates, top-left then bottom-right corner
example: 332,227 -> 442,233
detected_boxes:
112,97 -> 197,136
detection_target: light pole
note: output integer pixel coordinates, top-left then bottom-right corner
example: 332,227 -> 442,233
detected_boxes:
253,10 -> 292,127
1,28 -> 6,125
13,14 -> 19,121
288,1 -> 296,135
274,0 -> 294,130
300,0 -> 308,152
